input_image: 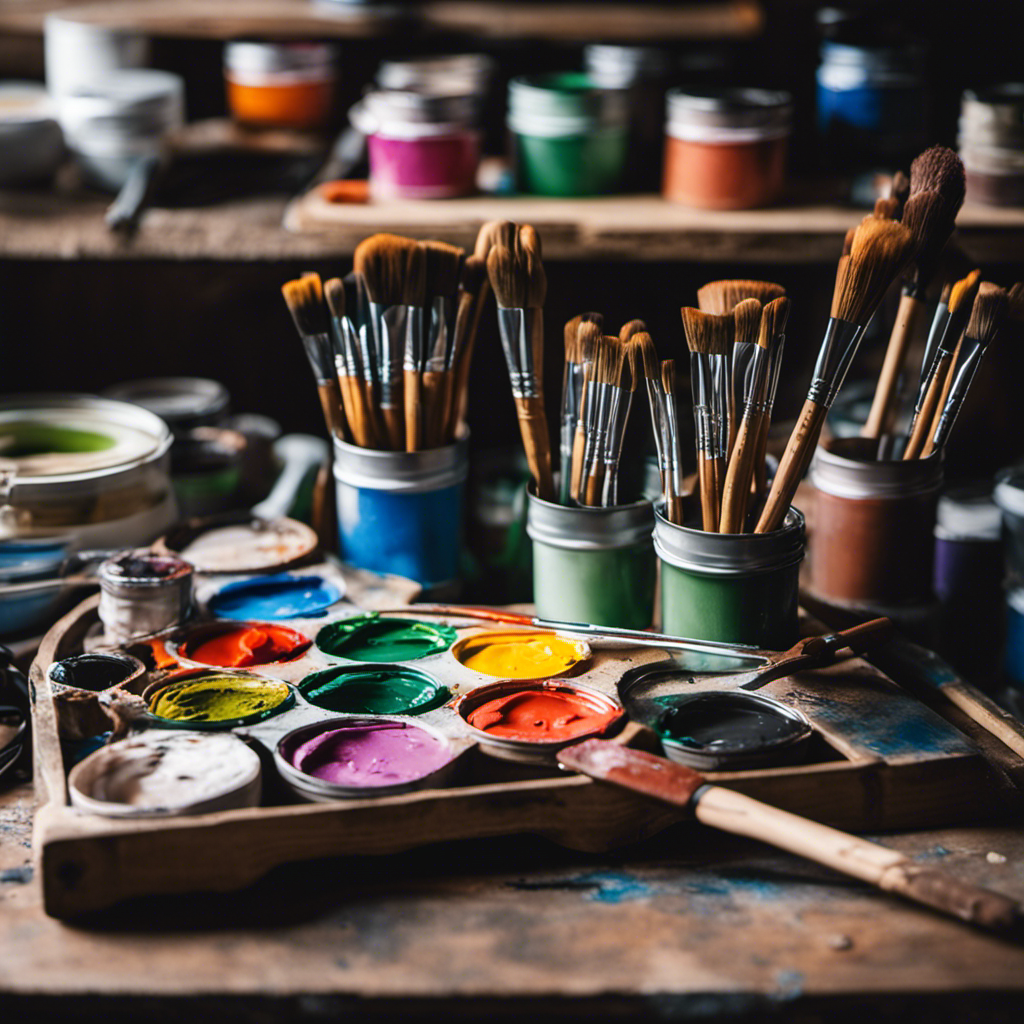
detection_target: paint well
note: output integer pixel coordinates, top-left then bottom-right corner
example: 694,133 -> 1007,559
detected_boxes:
208,574 -> 341,620
184,622 -> 310,668
148,673 -> 293,726
299,665 -> 445,715
659,696 -> 807,753
316,614 -> 456,663
49,652 -> 136,691
282,719 -> 452,787
466,686 -> 619,742
452,630 -> 589,679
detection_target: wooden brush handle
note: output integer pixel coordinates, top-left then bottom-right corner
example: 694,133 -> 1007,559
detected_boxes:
381,403 -> 405,452
420,370 -> 445,448
514,395 -> 556,501
360,381 -> 385,450
755,399 -> 827,534
317,380 -> 347,443
337,375 -> 364,447
698,457 -> 718,532
862,292 -> 925,439
584,465 -> 605,507
753,415 -> 769,496
904,352 -> 952,459
694,786 -> 1021,932
403,370 -> 421,452
720,413 -> 765,532
569,422 -> 587,503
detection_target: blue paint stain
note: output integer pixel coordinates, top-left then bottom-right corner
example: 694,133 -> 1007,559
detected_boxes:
209,574 -> 341,621
773,969 -> 805,1001
579,871 -> 655,904
919,844 -> 951,861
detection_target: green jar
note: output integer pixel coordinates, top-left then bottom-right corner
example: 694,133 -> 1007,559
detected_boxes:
527,491 -> 655,629
654,506 -> 805,650
508,73 -> 629,197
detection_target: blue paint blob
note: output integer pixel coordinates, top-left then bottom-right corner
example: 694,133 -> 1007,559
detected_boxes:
209,574 -> 342,621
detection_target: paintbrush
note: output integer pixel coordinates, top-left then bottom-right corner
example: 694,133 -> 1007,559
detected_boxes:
619,318 -> 647,342
569,321 -> 603,503
282,274 -> 347,443
602,336 -> 641,506
560,313 -> 603,504
558,739 -> 1022,936
660,359 -> 685,525
753,309 -> 790,499
441,255 -> 488,444
903,269 -> 981,459
890,169 -> 910,215
402,243 -> 427,452
487,227 -> 555,501
354,233 -> 418,450
324,277 -> 374,449
634,332 -> 672,513
724,297 -> 762,472
862,147 -> 965,440
923,282 -> 1009,458
756,216 -> 918,533
720,297 -> 789,532
580,335 -> 622,506
681,308 -> 733,531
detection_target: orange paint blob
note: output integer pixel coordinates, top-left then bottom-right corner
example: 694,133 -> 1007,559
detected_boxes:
466,688 -> 619,743
187,624 -> 309,668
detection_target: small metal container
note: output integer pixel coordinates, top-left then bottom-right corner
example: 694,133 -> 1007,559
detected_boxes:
526,491 -> 655,629
959,85 -> 1024,207
143,668 -> 296,730
166,619 -> 312,669
995,467 -> 1024,589
809,437 -> 943,609
375,54 -> 493,112
654,506 -> 804,649
298,663 -> 447,716
275,715 -> 462,801
98,549 -> 193,645
656,690 -> 813,771
47,650 -> 147,741
334,436 -> 468,590
103,377 -> 230,435
454,678 -> 624,765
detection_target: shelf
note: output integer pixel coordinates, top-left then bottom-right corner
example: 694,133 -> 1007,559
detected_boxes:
0,0 -> 762,41
4,187 -> 1024,264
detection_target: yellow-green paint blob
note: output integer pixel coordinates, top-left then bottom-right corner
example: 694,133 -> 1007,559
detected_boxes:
451,630 -> 589,679
149,673 -> 293,726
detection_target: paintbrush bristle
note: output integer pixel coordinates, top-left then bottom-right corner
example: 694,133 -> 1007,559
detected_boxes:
564,315 -> 585,363
891,170 -> 910,209
403,243 -> 428,307
474,220 -> 516,261
517,224 -> 542,259
733,298 -> 762,349
323,276 -> 345,320
873,196 -> 901,219
486,245 -> 524,309
621,335 -> 643,391
758,296 -> 790,350
591,336 -> 623,387
282,275 -> 329,337
458,254 -> 487,296
516,225 -> 546,308
681,307 -> 734,355
619,318 -> 648,341
661,359 -> 677,396
634,331 -> 660,383
910,146 -> 966,210
421,240 -> 465,299
577,320 -> 603,366
697,279 -> 785,314
964,282 -> 1009,343
841,226 -> 857,258
831,217 -> 917,323
353,233 -> 417,307
1008,282 -> 1024,324
902,188 -> 962,288
948,268 -> 982,316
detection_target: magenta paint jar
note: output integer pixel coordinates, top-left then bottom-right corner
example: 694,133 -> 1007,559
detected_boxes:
352,89 -> 479,200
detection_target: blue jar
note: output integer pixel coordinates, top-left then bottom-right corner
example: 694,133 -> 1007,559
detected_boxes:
333,437 -> 467,591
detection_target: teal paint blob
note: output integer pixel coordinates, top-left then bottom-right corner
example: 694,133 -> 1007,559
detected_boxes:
299,665 -> 447,716
315,614 -> 457,663
209,574 -> 341,621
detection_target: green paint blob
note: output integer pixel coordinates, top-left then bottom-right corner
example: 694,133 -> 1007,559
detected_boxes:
149,674 -> 294,728
299,666 -> 446,715
0,420 -> 116,457
315,614 -> 457,663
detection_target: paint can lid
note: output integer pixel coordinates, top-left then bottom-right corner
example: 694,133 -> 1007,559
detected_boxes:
224,41 -> 336,77
995,466 -> 1024,519
103,377 -> 230,433
936,484 -> 1002,541
666,87 -> 791,142
526,489 -> 654,550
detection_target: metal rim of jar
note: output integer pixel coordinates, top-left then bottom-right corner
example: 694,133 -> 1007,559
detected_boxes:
810,439 -> 944,501
935,486 -> 1001,542
375,54 -> 494,92
960,145 -> 1024,175
273,714 -> 457,799
653,504 -> 805,577
46,650 -> 147,695
583,44 -> 674,86
296,662 -> 445,715
143,668 -> 297,730
99,550 -> 193,592
818,40 -> 926,71
994,470 -> 1024,520
333,434 -> 468,494
508,73 -> 629,125
666,86 -> 792,133
359,88 -> 478,128
224,41 -> 337,77
102,376 -> 229,429
525,489 -> 654,551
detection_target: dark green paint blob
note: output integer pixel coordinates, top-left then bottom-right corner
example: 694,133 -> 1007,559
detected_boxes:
299,665 -> 447,715
315,614 -> 457,663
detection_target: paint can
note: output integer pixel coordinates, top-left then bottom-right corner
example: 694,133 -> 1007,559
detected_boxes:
44,14 -> 149,100
47,650 -> 147,741
103,377 -> 230,435
507,73 -> 629,197
808,437 -> 943,609
662,87 -> 791,209
653,505 -> 804,649
995,467 -> 1024,588
526,490 -> 655,629
375,54 -> 493,113
959,85 -> 1024,208
351,88 -> 480,200
98,549 -> 193,645
333,436 -> 468,592
0,83 -> 64,187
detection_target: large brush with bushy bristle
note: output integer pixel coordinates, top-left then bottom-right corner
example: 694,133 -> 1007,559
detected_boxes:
862,147 -> 965,440
756,216 -> 919,533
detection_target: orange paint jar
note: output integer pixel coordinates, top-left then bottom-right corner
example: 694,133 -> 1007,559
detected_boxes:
662,88 -> 792,210
225,41 -> 336,130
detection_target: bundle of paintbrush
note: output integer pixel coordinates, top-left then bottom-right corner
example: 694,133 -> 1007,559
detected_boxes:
282,234 -> 489,453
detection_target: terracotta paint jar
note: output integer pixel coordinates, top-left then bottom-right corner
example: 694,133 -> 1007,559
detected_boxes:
225,42 -> 336,130
808,437 -> 942,609
662,87 -> 791,209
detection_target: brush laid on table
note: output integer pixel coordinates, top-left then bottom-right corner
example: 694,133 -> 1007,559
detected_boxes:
756,215 -> 919,533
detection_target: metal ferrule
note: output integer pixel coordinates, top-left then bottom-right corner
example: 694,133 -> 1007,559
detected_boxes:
426,295 -> 457,373
497,307 -> 542,399
662,390 -> 685,496
931,334 -> 990,451
560,361 -> 583,462
332,316 -> 362,378
709,352 -> 730,460
766,334 -> 786,412
917,301 -> 950,408
404,305 -> 427,374
741,346 -> 770,419
644,379 -> 670,479
368,301 -> 407,407
581,380 -> 613,489
356,320 -> 377,385
689,353 -> 713,456
732,339 -> 755,424
806,317 -> 865,407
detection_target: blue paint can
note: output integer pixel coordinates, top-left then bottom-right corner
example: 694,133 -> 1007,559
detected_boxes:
334,437 -> 468,591
1004,590 -> 1024,691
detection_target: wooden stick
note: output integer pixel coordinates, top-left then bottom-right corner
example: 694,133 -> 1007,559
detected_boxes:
316,380 -> 347,443
697,457 -> 717,531
753,415 -> 769,496
403,367 -> 421,452
514,395 -> 556,501
903,350 -> 952,459
720,412 -> 764,532
862,292 -> 926,439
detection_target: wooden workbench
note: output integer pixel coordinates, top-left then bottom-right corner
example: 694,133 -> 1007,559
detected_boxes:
3,775 -> 1024,1021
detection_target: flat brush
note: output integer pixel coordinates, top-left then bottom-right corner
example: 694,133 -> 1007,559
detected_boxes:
925,282 -> 1009,457
635,332 -> 672,515
444,254 -> 488,445
560,313 -> 603,504
602,337 -> 640,506
660,359 -> 685,524
559,740 -> 1022,936
757,216 -> 918,533
619,318 -> 647,342
580,335 -> 622,507
402,243 -> 427,452
727,297 -> 762,462
419,240 -> 465,448
282,274 -> 347,443
325,276 -> 376,449
487,228 -> 555,501
569,321 -> 602,503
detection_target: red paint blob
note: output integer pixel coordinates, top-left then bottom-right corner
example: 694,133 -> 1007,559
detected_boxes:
466,689 -> 619,743
187,624 -> 309,668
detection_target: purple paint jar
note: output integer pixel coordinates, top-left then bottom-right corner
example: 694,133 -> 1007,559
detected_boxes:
352,89 -> 479,200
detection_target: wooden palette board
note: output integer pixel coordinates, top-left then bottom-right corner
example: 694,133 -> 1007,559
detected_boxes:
29,586 -> 1024,919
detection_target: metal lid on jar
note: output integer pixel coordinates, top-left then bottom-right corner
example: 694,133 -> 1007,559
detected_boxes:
224,41 -> 336,77
526,490 -> 654,550
99,549 -> 193,591
811,437 -> 943,500
936,484 -> 1001,541
508,73 -> 629,137
666,86 -> 792,142
376,54 -> 493,94
584,45 -> 673,87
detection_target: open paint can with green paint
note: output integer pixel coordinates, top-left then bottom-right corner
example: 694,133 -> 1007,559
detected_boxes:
526,491 -> 656,630
315,613 -> 457,664
143,668 -> 295,729
299,664 -> 448,716
653,505 -> 804,649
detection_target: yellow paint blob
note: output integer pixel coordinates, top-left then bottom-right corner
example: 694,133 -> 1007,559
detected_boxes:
149,674 -> 292,724
452,630 -> 589,679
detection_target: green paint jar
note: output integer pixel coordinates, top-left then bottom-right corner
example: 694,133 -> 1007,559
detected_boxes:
654,506 -> 805,650
508,73 -> 629,196
527,491 -> 655,629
